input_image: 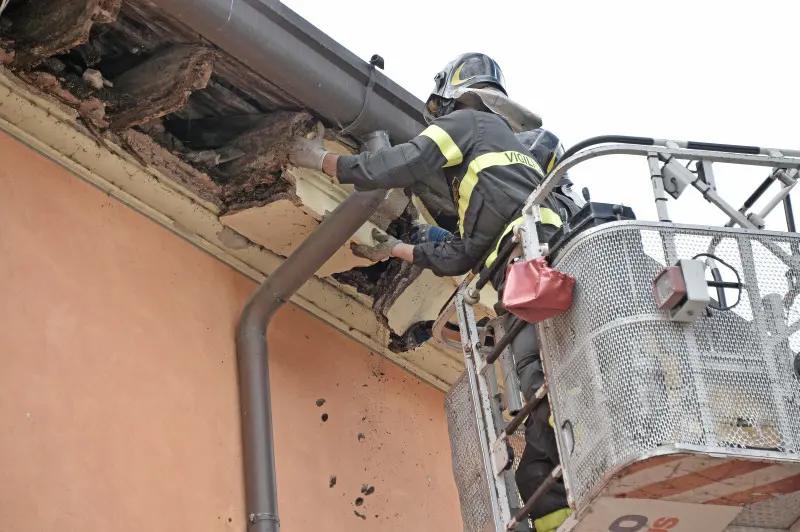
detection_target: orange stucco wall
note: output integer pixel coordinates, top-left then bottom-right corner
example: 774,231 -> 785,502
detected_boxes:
0,131 -> 462,531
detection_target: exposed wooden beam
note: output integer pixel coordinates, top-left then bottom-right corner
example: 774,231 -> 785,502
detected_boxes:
121,1 -> 301,111
9,0 -> 121,69
108,44 -> 216,130
164,114 -> 270,150
213,111 -> 315,182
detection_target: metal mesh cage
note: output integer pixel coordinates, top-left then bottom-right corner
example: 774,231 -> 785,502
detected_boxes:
541,222 -> 800,511
446,372 -> 530,532
445,373 -> 495,532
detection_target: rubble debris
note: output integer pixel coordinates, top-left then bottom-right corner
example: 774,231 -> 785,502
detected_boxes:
62,70 -> 97,100
0,48 -> 14,66
108,44 -> 217,130
69,39 -> 102,70
184,150 -> 221,167
9,0 -> 122,69
211,111 -> 314,184
20,71 -> 80,105
116,129 -> 223,208
81,67 -> 105,90
136,118 -> 185,153
331,265 -> 385,298
78,97 -> 108,128
321,413 -> 329,422
39,57 -> 66,75
344,204 -> 418,297
329,475 -> 337,488
22,71 -> 59,91
354,497 -> 364,506
220,178 -> 294,213
353,510 -> 367,520
373,262 -> 423,322
217,146 -> 245,165
95,0 -> 121,25
151,110 -> 315,209
315,398 -> 326,407
389,321 -> 435,353
77,112 -> 108,147
371,201 -> 423,315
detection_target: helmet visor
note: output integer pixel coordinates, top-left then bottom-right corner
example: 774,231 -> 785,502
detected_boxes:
449,55 -> 506,91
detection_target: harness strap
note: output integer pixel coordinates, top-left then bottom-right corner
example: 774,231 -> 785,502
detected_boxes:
484,207 -> 562,269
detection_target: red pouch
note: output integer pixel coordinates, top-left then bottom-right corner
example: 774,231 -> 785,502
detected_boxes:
502,257 -> 576,323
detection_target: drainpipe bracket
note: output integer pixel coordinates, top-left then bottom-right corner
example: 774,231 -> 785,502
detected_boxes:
340,59 -> 379,136
249,512 -> 280,526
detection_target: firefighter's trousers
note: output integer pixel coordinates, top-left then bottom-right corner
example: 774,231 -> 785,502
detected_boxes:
502,313 -> 568,520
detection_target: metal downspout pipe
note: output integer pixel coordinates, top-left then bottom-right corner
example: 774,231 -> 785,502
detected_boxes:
236,133 -> 390,531
147,2 -> 422,526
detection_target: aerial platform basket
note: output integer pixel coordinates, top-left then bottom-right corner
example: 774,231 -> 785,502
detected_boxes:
436,137 -> 800,532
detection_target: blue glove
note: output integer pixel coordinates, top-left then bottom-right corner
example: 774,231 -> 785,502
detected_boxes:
410,224 -> 453,245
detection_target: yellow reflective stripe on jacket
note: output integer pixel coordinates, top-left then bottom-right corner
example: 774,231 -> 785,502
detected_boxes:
534,508 -> 572,532
419,125 -> 463,168
546,154 -> 557,173
484,208 -> 563,268
457,151 -> 544,234
484,216 -> 523,268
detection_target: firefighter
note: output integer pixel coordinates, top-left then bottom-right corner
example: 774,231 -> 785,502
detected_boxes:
289,53 -> 575,531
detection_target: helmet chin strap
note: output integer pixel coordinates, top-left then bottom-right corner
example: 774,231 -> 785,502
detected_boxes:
423,96 -> 456,124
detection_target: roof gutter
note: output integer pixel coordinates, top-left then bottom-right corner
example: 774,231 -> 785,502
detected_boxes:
153,0 -> 425,143
155,0 -> 455,220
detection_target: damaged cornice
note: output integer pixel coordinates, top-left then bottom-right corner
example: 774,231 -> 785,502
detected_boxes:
0,68 -> 465,391
0,0 -> 495,387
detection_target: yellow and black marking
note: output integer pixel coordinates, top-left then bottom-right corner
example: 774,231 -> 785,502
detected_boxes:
458,151 -> 544,234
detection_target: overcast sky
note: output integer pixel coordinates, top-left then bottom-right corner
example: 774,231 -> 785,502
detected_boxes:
284,0 -> 799,229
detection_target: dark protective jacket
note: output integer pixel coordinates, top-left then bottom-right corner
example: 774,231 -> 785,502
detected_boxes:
336,109 -> 575,278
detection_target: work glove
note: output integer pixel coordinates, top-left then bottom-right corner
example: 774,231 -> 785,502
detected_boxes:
410,223 -> 453,245
288,134 -> 328,171
350,228 -> 400,263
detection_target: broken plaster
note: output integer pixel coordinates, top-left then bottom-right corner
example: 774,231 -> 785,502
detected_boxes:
0,68 -> 465,390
